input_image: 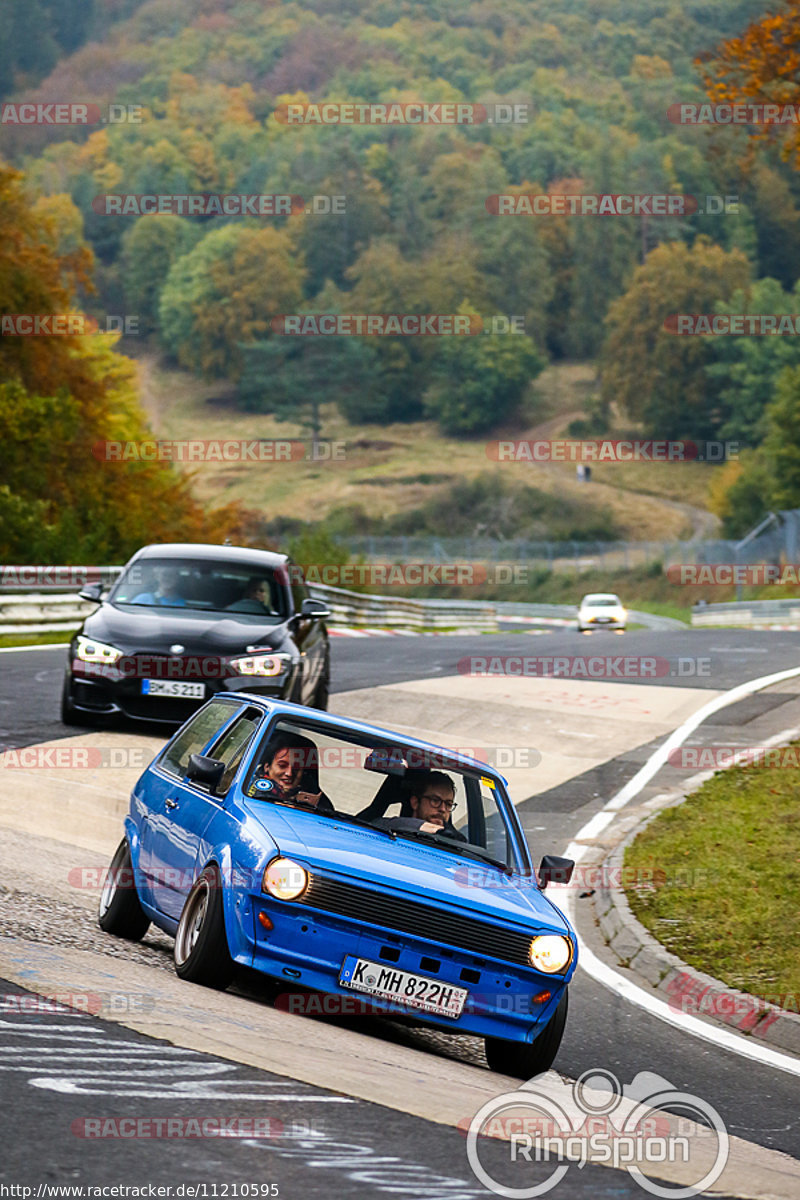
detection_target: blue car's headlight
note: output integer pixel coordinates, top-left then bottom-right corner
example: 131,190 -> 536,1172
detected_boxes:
74,634 -> 123,665
262,857 -> 309,900
529,935 -> 573,974
229,652 -> 292,677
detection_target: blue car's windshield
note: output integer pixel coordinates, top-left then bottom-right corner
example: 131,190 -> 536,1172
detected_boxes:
242,720 -> 524,873
110,558 -> 289,620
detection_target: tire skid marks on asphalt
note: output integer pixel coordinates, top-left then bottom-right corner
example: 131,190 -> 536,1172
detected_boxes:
0,1006 -> 354,1103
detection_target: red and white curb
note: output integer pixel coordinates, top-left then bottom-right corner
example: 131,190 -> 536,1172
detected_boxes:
555,665 -> 800,1077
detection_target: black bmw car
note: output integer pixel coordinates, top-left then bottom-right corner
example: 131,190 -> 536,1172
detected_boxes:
61,543 -> 331,726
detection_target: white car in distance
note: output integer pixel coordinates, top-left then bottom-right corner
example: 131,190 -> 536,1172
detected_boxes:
577,592 -> 627,633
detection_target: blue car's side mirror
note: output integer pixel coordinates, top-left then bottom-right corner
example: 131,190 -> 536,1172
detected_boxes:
186,754 -> 226,792
538,855 -> 575,889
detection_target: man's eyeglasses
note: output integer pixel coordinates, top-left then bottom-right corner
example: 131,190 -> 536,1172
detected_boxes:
421,794 -> 456,812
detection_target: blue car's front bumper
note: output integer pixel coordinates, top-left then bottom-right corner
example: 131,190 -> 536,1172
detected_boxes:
241,892 -> 572,1043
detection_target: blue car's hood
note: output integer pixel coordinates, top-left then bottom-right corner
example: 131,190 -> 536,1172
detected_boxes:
241,799 -> 570,936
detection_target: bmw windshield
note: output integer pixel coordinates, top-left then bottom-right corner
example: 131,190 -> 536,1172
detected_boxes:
110,558 -> 289,621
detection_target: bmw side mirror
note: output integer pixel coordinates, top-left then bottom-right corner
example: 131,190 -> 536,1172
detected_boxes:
538,855 -> 574,889
301,597 -> 331,620
79,582 -> 104,602
186,754 -> 226,792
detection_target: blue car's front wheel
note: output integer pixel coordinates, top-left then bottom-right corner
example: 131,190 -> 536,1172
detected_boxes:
484,989 -> 569,1078
174,864 -> 236,990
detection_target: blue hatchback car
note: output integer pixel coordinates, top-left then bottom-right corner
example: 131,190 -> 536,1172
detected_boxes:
99,695 -> 577,1077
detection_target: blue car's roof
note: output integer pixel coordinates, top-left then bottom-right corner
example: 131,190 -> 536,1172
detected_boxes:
233,694 -> 509,786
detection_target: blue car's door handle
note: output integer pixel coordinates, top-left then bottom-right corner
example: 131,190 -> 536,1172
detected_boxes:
165,798 -> 179,810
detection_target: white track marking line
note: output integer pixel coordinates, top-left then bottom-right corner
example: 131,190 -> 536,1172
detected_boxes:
563,664 -> 800,1078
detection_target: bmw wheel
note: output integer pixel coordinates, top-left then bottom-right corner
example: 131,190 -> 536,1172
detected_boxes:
98,838 -> 150,940
484,990 -> 568,1078
60,676 -> 84,726
312,665 -> 330,711
174,864 -> 235,989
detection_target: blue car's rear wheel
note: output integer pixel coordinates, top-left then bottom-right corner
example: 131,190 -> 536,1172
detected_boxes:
98,838 -> 150,940
174,864 -> 235,989
484,989 -> 568,1078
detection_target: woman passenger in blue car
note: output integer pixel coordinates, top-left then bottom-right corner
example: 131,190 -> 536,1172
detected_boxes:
247,731 -> 334,812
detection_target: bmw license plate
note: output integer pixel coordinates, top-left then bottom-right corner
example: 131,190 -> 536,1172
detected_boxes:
339,955 -> 467,1018
141,679 -> 206,698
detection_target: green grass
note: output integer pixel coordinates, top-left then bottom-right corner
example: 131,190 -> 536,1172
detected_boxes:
0,631 -> 74,648
624,753 -> 800,999
630,600 -> 693,624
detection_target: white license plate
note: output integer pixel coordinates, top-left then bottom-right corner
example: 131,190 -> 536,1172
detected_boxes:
339,955 -> 467,1018
141,679 -> 206,699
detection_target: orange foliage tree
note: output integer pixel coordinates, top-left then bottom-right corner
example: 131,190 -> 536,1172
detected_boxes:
699,3 -> 800,165
0,162 -> 249,563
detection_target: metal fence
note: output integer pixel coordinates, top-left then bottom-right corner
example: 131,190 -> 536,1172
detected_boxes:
340,512 -> 800,572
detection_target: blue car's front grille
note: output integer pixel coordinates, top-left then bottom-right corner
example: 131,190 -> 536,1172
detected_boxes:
295,875 -> 534,968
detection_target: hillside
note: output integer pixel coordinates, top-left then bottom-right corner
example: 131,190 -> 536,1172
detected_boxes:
2,0 -> 797,562
136,353 -> 720,544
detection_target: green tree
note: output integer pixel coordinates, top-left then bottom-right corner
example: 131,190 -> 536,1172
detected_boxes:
601,238 -> 751,439
424,320 -> 545,435
705,278 -> 800,446
238,335 -> 385,436
763,364 -> 800,510
120,215 -> 199,336
159,224 -> 305,379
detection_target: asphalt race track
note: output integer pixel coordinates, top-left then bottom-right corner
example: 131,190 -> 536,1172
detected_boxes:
2,625 -> 800,1197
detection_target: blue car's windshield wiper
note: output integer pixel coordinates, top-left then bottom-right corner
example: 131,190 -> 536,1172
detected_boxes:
393,829 -> 512,875
327,810 -> 397,838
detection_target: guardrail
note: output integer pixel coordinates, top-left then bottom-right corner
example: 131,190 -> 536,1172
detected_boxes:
0,576 -> 689,637
692,599 -> 800,628
0,574 -> 497,636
